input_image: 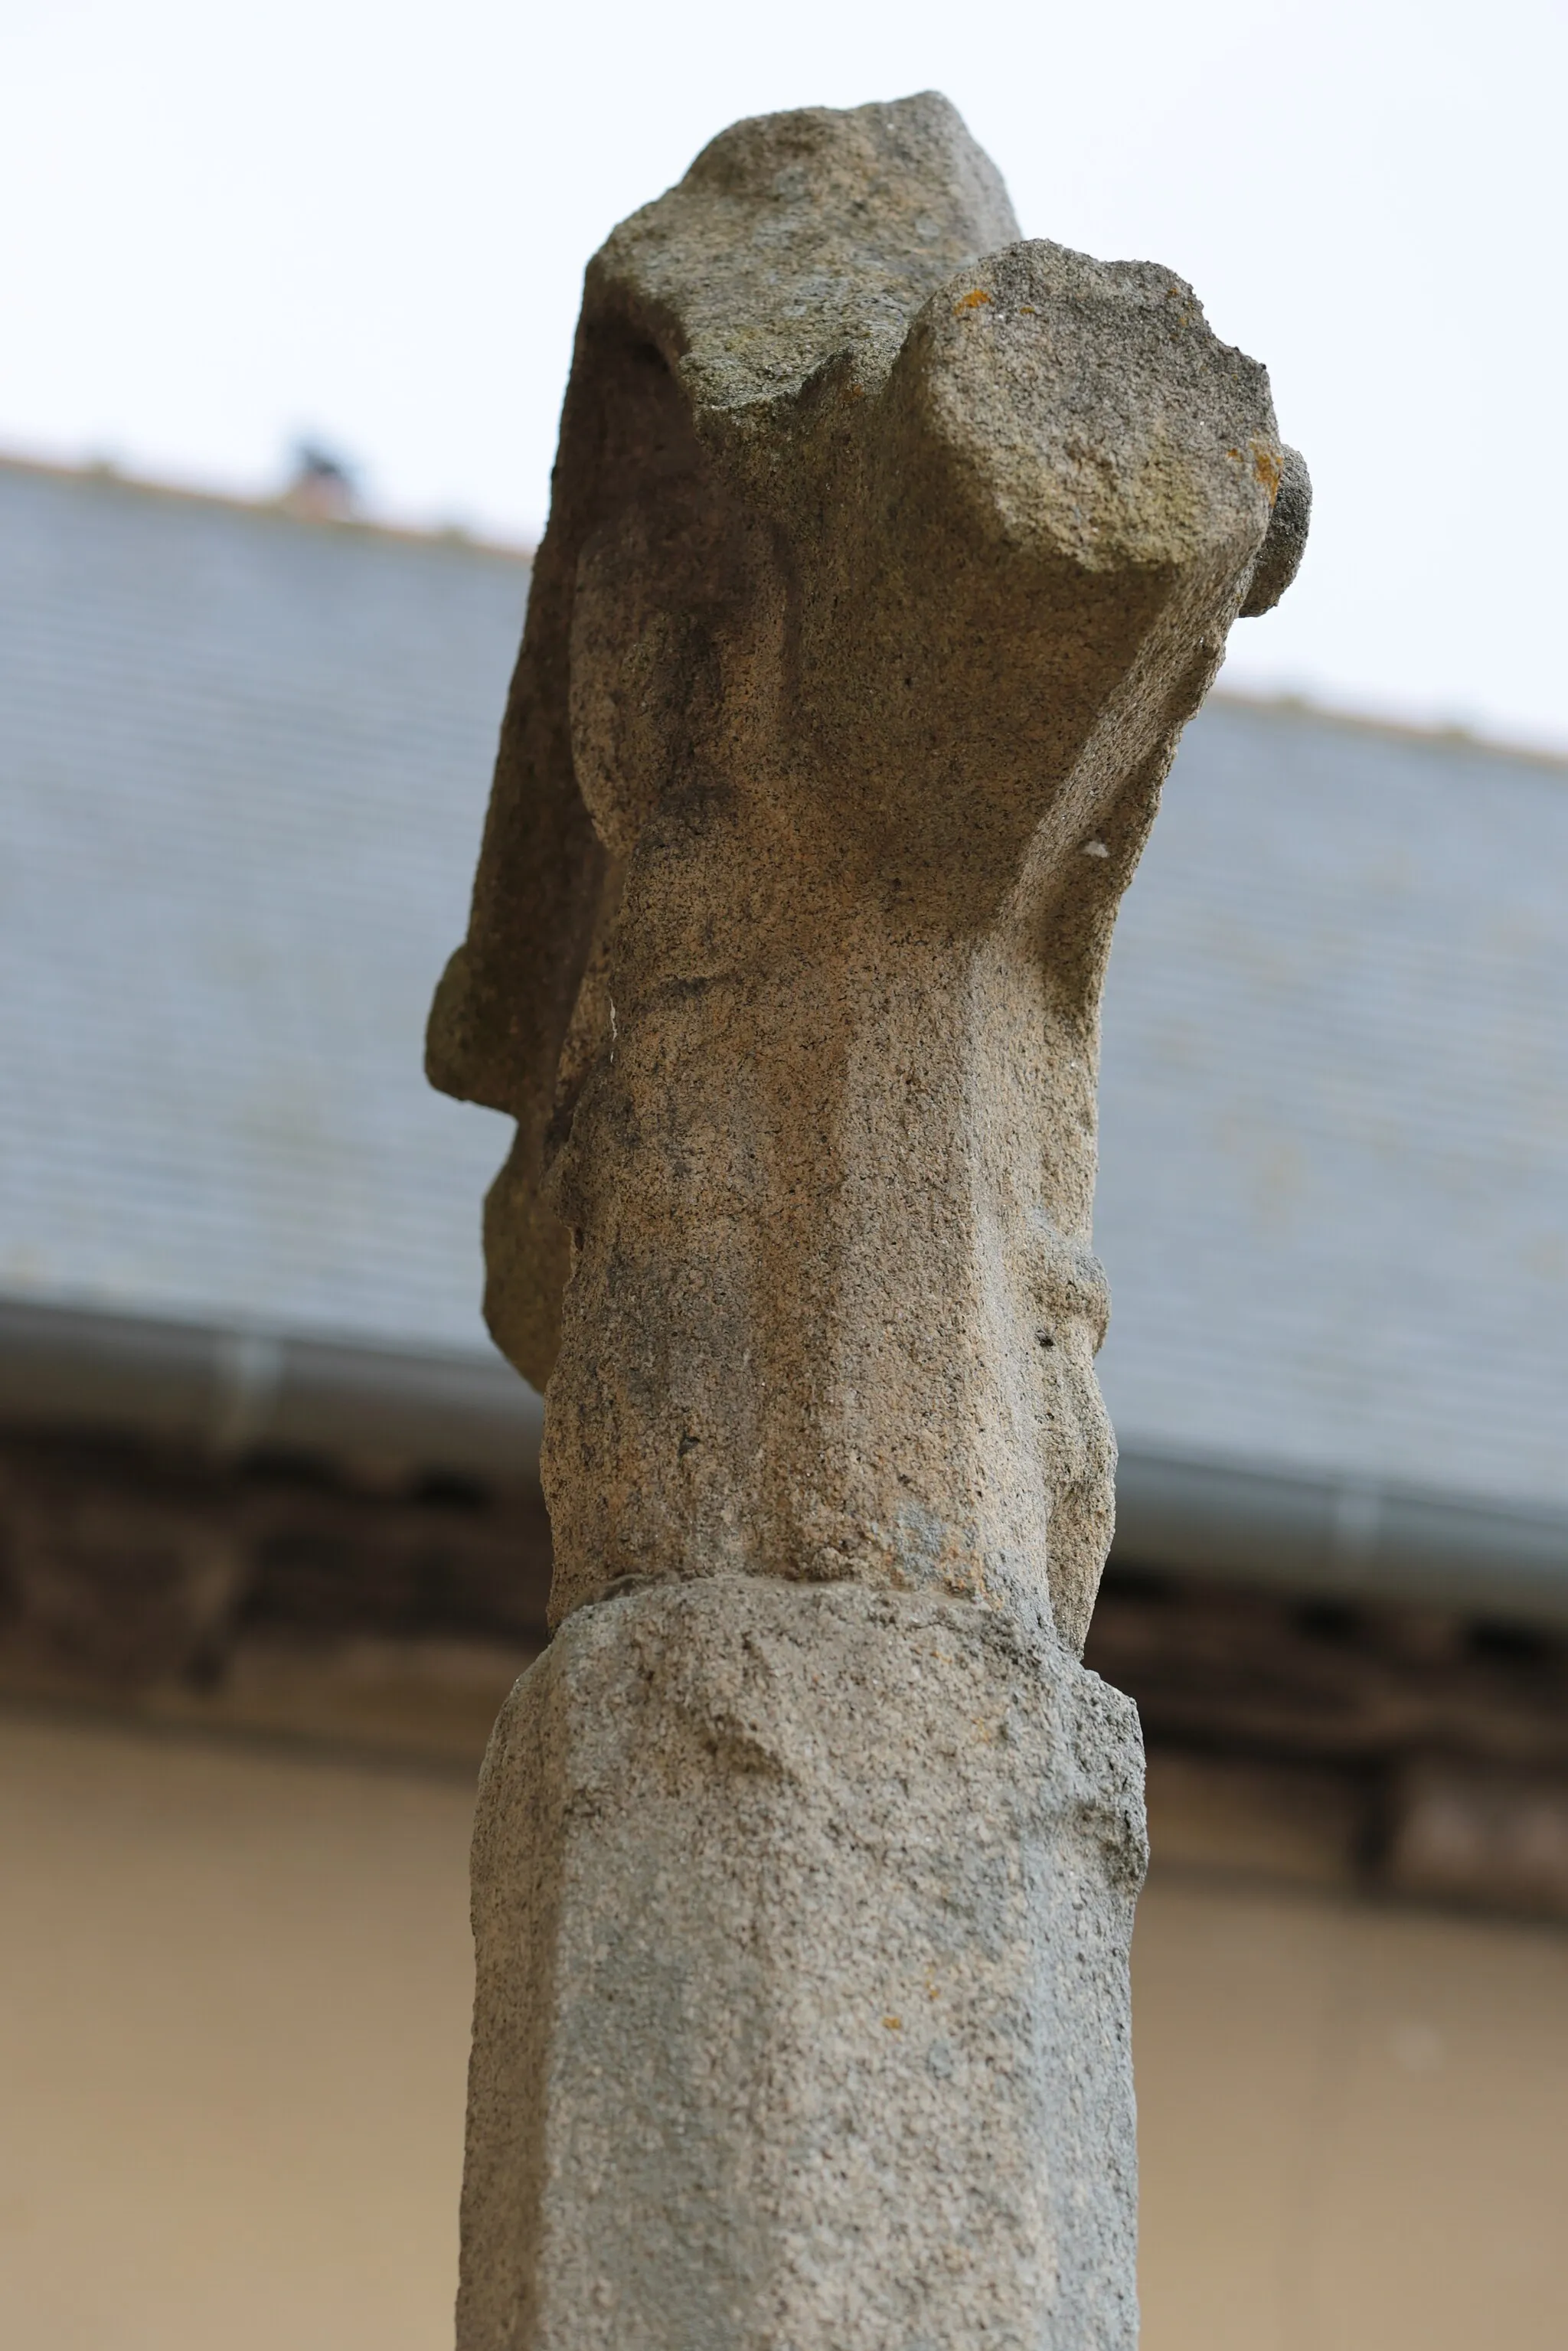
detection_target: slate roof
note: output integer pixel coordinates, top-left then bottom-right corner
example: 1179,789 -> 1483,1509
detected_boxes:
0,458 -> 521,1353
4,456 -> 1566,1520
1094,700 -> 1568,1517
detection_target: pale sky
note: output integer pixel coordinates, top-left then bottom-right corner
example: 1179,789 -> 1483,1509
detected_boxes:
3,0 -> 1563,749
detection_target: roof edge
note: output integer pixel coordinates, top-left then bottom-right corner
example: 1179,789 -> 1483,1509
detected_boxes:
3,1298 -> 1565,1627
0,449 -> 536,563
1113,1444 -> 1568,1631
1209,684 -> 1568,776
0,1295 -> 541,1486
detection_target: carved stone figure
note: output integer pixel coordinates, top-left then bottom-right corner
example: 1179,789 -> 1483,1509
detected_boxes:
431,90 -> 1307,2351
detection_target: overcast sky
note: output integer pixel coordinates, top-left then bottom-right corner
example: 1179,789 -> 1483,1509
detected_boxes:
3,0 -> 1563,748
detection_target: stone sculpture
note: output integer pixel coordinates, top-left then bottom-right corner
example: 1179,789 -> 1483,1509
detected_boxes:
430,90 -> 1308,2351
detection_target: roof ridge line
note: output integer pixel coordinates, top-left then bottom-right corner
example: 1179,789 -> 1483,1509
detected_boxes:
1210,684 -> 1568,776
0,447 -> 536,563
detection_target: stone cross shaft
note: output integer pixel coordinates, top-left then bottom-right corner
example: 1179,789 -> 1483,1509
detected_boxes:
431,91 -> 1307,2351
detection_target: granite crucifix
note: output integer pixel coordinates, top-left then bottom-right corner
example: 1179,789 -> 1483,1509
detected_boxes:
430,91 -> 1308,2351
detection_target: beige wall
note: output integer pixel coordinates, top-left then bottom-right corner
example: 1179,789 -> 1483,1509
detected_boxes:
0,1714 -> 473,2351
2,1713 -> 1566,2350
1136,1875 -> 1568,2349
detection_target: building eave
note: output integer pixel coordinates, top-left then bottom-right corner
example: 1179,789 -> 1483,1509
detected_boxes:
4,1294 -> 1565,1628
0,1294 -> 542,1487
1113,1444 -> 1568,1632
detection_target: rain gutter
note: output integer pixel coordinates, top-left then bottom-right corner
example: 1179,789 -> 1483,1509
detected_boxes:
0,1294 -> 542,1485
1112,1445 -> 1568,1632
3,1295 -> 1565,1628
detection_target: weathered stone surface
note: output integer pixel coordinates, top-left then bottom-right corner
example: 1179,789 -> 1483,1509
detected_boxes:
433,89 -> 1307,2351
430,91 -> 1307,1650
460,1578 -> 1146,2351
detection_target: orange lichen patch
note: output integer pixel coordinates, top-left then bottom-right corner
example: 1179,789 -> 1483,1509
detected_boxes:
955,287 -> 993,310
1226,446 -> 1242,461
883,2014 -> 903,2030
1019,305 -> 1038,315
1251,441 -> 1283,501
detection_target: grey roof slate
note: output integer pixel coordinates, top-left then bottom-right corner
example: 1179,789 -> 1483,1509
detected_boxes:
3,459 -> 1566,1519
1094,700 -> 1568,1517
0,459 -> 521,1353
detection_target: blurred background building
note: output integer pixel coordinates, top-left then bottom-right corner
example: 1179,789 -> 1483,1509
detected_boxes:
2,452 -> 1566,2351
